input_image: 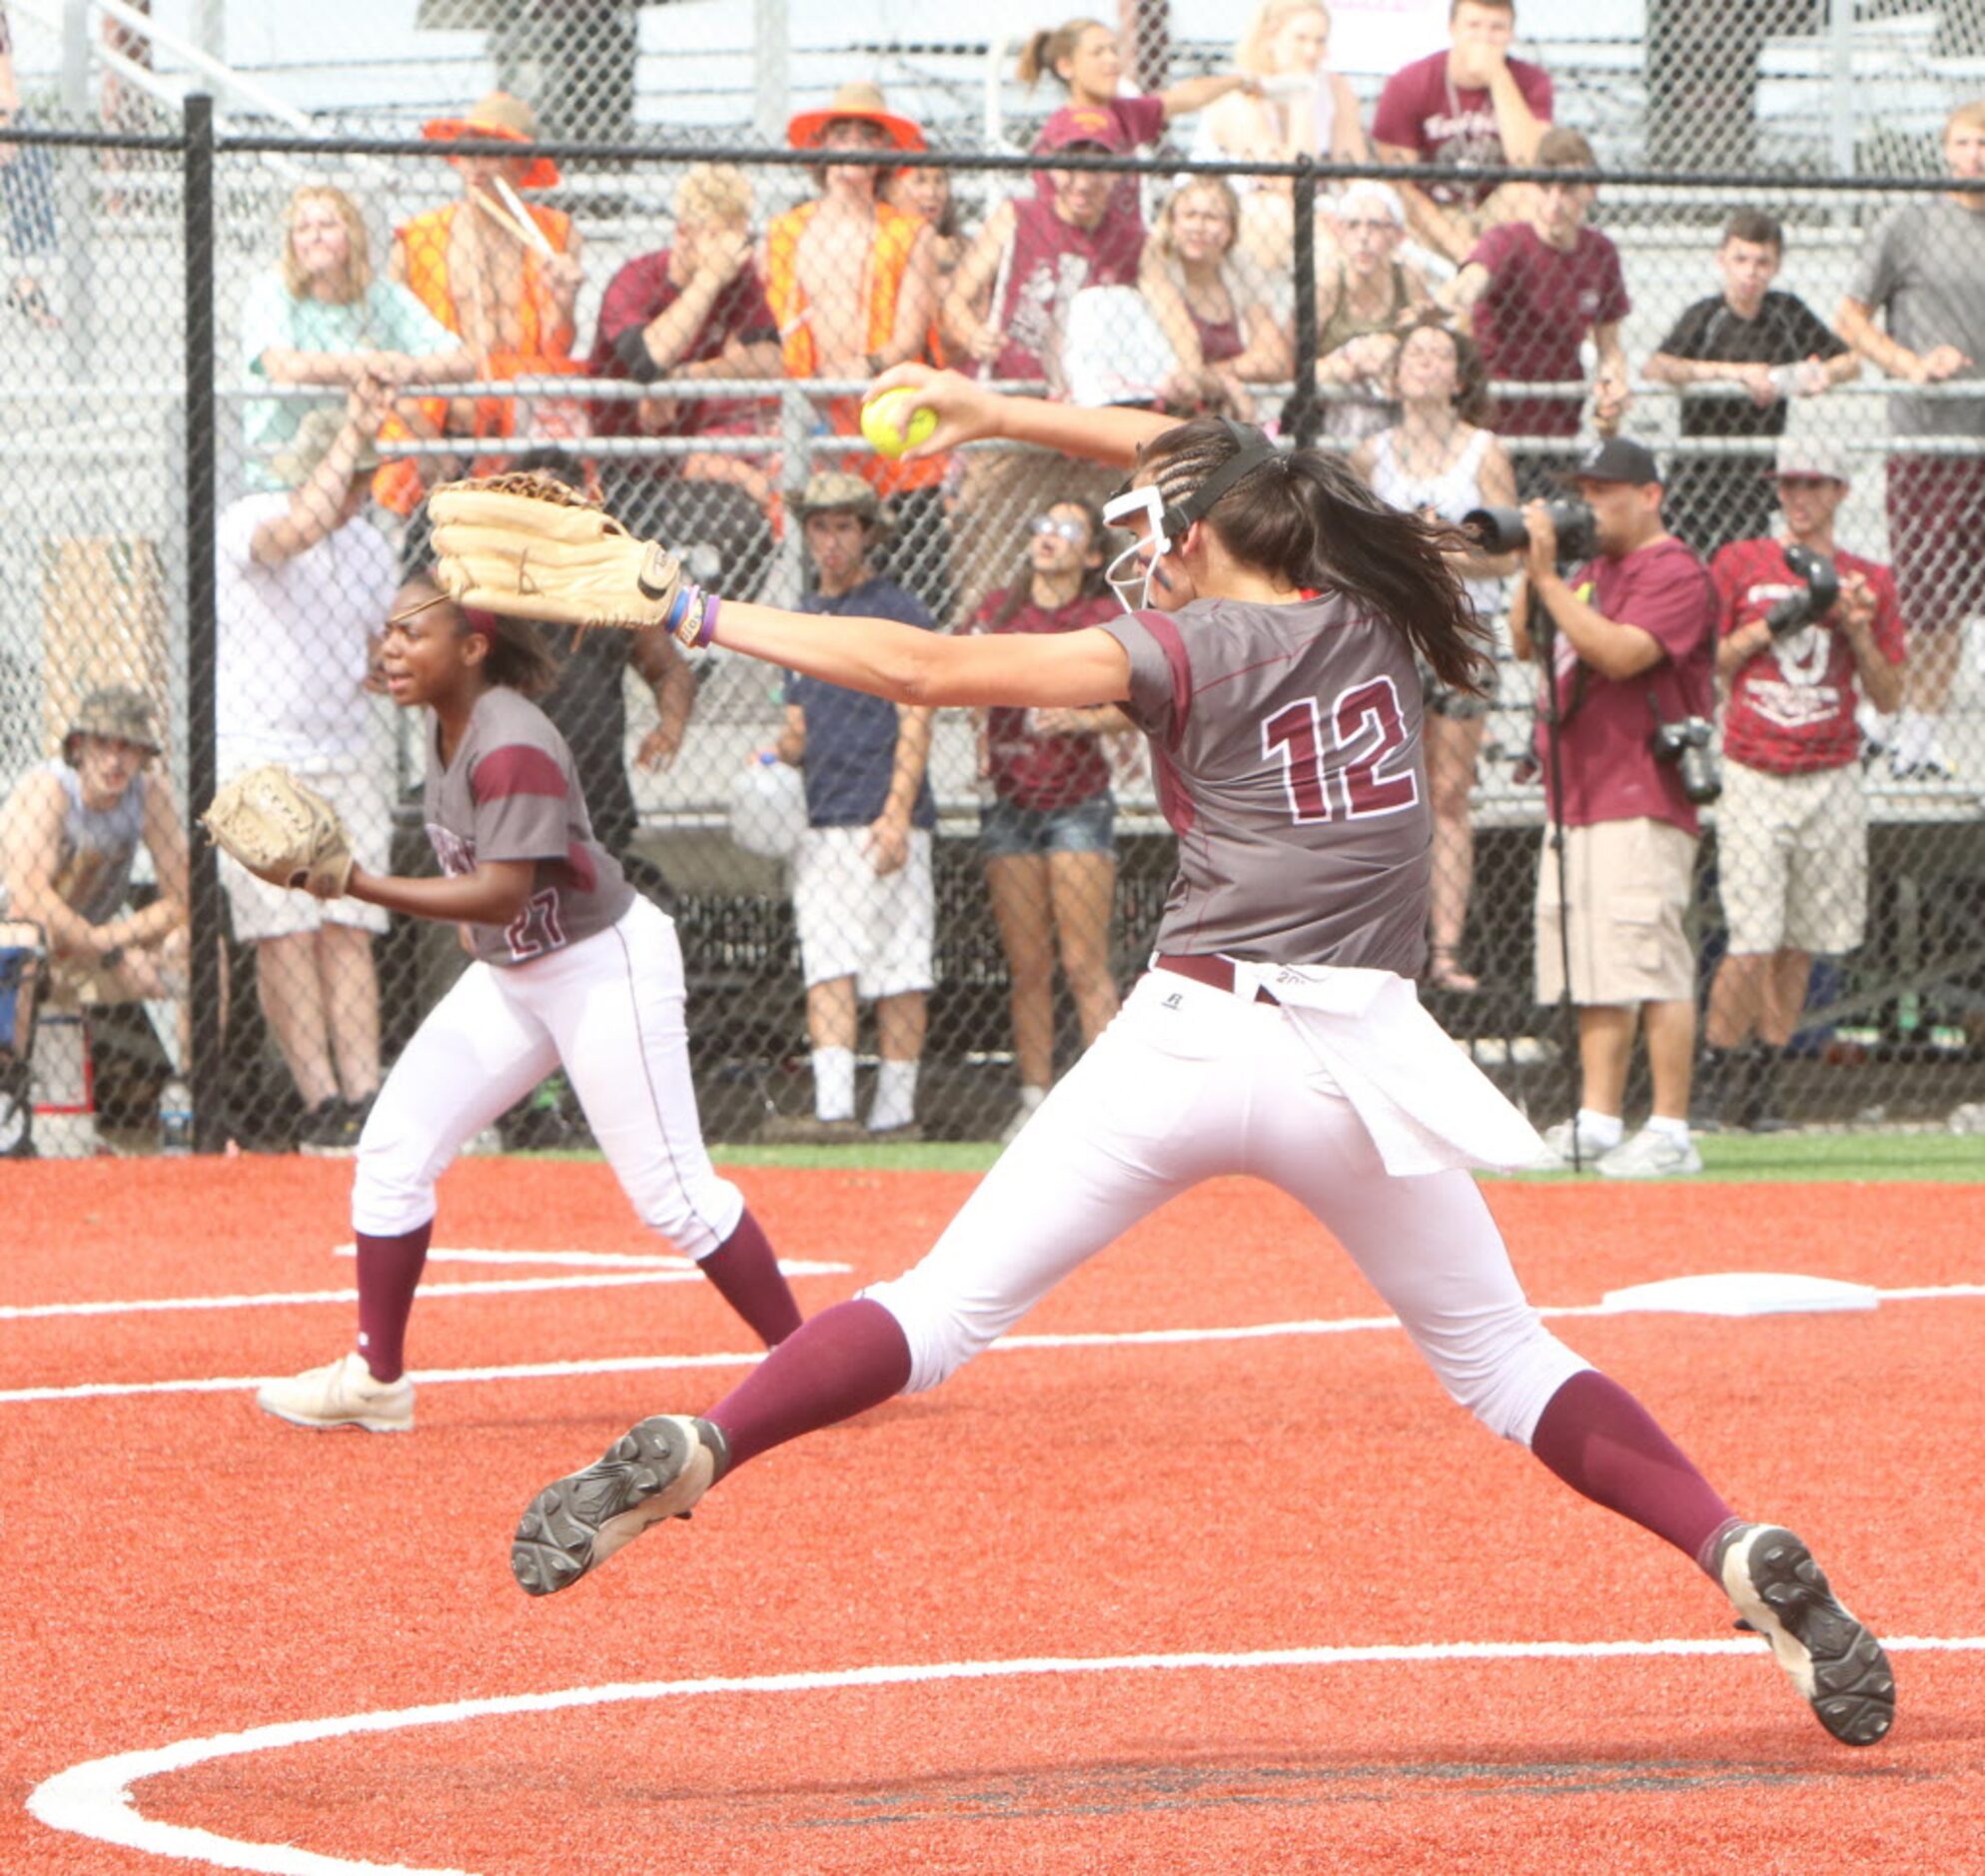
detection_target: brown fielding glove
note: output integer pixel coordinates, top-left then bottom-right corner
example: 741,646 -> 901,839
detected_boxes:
427,470 -> 688,633
201,765 -> 355,898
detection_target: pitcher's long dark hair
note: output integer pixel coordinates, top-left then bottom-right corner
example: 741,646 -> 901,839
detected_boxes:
1132,418 -> 1492,697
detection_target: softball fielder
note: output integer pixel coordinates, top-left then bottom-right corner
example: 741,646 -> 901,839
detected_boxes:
493,378 -> 1892,1748
257,574 -> 801,1432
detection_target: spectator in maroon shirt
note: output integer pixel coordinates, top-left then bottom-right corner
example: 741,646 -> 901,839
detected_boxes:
964,496 -> 1129,1142
1017,16 -> 1258,234
1372,0 -> 1552,266
1443,127 -> 1630,496
586,163 -> 783,597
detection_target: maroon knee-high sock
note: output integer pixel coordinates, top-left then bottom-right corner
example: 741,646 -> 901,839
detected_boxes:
705,1298 -> 911,1472
697,1208 -> 803,1347
1529,1370 -> 1740,1576
355,1222 -> 432,1384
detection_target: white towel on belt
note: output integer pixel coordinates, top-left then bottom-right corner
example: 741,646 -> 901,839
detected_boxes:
1230,959 -> 1548,1177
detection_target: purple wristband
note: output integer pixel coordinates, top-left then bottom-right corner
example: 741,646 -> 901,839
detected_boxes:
685,588 -> 722,649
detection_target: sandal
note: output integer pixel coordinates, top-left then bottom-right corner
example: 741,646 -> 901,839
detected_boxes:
6,279 -> 56,331
1429,944 -> 1481,994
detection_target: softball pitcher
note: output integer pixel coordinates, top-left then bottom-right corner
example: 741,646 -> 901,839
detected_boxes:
459,379 -> 1891,1749
256,574 -> 802,1433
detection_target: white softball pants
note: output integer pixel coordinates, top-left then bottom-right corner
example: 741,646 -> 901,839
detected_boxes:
353,896 -> 745,1259
865,968 -> 1589,1445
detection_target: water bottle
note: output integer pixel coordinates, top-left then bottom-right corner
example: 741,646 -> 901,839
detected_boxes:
158,1077 -> 193,1157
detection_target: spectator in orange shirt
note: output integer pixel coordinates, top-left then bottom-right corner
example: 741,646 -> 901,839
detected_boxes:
764,82 -> 951,617
375,91 -> 585,517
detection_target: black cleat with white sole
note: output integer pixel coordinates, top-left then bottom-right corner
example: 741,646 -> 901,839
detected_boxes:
1716,1522 -> 1895,1746
511,1413 -> 723,1597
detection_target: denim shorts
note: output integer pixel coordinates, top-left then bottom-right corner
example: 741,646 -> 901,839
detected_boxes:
978,792 -> 1116,859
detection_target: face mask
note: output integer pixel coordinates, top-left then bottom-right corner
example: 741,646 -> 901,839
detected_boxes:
1101,483 -> 1174,614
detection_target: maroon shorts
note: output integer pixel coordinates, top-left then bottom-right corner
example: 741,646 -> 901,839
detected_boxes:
1886,454 -> 1985,630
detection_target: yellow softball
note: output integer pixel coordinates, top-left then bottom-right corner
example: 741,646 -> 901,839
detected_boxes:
859,389 -> 938,460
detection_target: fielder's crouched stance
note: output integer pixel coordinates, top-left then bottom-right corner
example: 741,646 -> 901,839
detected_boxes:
431,376 -> 1894,1748
208,575 -> 802,1436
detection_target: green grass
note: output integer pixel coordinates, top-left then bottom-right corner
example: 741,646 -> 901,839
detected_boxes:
702,1131 -> 1982,1183
515,1131 -> 1980,1182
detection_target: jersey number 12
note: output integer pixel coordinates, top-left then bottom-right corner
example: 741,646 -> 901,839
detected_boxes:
1262,676 -> 1419,823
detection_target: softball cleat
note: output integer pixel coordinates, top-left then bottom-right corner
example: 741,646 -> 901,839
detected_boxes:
1716,1522 -> 1894,1746
256,1351 -> 414,1432
510,1413 -> 723,1596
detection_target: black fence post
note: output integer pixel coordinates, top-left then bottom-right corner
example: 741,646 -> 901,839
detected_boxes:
1286,158 -> 1320,452
182,93 -> 222,1151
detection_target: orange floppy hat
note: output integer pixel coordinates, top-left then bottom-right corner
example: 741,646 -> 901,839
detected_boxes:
422,91 -> 559,190
786,81 -> 926,154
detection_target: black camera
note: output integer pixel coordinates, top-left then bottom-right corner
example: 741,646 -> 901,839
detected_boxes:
1648,712 -> 1721,804
1763,543 -> 1841,636
1461,497 -> 1596,563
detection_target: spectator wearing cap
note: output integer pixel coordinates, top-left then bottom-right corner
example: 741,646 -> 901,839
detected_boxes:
1311,181 -> 1434,445
586,163 -> 783,600
1017,16 -> 1259,235
942,104 -> 1177,622
0,686 -> 188,1013
215,383 -> 399,1154
764,82 -> 951,617
1442,127 -> 1629,496
1834,98 -> 1985,780
1642,210 -> 1857,563
1372,0 -> 1552,267
1507,436 -> 1717,1179
758,472 -> 938,1144
375,90 -> 585,518
1696,439 -> 1906,1134
242,183 -> 475,495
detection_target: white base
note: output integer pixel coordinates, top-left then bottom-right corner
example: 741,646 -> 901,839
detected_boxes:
1599,1272 -> 1879,1318
33,1111 -> 99,1159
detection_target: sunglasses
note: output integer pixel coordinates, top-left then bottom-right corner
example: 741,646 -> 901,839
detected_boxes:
1029,514 -> 1091,543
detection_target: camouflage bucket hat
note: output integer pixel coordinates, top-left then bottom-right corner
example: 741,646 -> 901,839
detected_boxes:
65,685 -> 161,759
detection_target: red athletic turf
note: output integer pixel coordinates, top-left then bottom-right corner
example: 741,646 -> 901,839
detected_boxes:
6,1161 -> 1981,1874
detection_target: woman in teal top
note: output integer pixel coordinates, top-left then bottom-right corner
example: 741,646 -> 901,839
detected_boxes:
241,184 -> 476,487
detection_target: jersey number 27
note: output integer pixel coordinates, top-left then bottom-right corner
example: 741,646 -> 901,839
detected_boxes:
1262,677 -> 1419,823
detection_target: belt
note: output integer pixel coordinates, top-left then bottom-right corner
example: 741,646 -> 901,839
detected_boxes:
1152,952 -> 1280,1007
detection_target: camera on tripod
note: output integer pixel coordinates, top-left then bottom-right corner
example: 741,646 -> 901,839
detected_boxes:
1762,542 -> 1841,636
1461,497 -> 1595,563
1647,703 -> 1721,805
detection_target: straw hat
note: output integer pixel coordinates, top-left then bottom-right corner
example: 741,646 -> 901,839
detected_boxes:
786,82 -> 926,155
793,469 -> 891,532
421,90 -> 559,190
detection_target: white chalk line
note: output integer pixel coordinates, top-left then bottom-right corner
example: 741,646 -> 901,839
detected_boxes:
27,1632 -> 1985,1876
3,1283 -> 1981,1408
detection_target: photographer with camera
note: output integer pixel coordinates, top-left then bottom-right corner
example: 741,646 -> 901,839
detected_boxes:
1504,437 -> 1717,1177
1696,441 -> 1906,1132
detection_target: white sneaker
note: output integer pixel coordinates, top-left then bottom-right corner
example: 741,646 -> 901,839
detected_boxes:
1595,1127 -> 1703,1179
1534,1116 -> 1619,1169
257,1351 -> 414,1432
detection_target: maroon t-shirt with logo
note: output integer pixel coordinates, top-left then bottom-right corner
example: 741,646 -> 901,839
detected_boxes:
1535,537 -> 1717,834
1712,538 -> 1905,774
1372,51 -> 1554,205
1467,222 -> 1629,437
994,197 -> 1148,382
969,588 -> 1122,809
585,248 -> 778,450
425,686 -> 634,968
1098,592 -> 1431,974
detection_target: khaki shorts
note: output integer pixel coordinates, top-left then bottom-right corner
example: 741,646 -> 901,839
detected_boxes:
791,824 -> 935,1000
1534,817 -> 1698,1006
1717,759 -> 1868,956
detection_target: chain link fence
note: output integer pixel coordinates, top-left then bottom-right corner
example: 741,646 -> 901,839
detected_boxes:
0,9 -> 1982,1159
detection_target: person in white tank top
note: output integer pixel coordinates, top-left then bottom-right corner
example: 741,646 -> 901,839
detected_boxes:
1354,316 -> 1519,992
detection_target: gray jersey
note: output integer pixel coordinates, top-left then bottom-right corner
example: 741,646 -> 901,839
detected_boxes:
424,686 -> 634,968
1099,593 -> 1431,973
1845,195 -> 1985,438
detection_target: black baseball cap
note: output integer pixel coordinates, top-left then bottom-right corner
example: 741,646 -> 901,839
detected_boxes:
1565,436 -> 1661,486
